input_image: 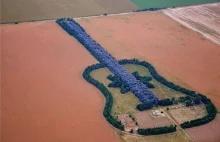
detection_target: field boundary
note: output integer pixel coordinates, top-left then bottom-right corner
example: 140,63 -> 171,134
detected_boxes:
82,59 -> 217,135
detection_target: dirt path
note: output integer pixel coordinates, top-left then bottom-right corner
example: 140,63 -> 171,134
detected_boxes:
161,108 -> 194,142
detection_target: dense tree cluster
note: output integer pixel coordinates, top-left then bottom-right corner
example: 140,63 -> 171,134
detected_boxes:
107,71 -> 154,94
117,59 -> 217,129
178,95 -> 201,106
158,98 -> 173,106
137,125 -> 176,135
136,103 -> 153,111
132,71 -> 155,88
83,63 -> 124,130
56,18 -> 158,105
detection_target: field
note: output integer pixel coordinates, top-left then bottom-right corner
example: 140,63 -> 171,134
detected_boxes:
1,22 -> 120,142
130,0 -> 219,9
186,114 -> 220,142
134,110 -> 171,128
91,64 -> 186,116
168,104 -> 207,124
77,11 -> 220,110
164,3 -> 220,45
1,0 -> 138,23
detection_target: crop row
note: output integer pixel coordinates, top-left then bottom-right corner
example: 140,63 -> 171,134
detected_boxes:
56,18 -> 158,105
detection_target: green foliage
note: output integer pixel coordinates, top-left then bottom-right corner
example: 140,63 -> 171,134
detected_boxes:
129,113 -> 136,121
83,58 -> 217,131
137,125 -> 176,135
158,98 -> 173,106
83,63 -> 124,130
117,58 -> 217,129
107,71 -> 154,94
181,102 -> 217,128
136,103 -> 153,111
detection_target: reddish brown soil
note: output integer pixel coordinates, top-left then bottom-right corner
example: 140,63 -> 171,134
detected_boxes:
186,114 -> 220,142
1,22 -> 120,142
77,11 -> 220,110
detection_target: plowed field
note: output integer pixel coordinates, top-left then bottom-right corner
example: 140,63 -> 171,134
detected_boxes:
164,3 -> 220,45
1,21 -> 120,142
1,0 -> 138,23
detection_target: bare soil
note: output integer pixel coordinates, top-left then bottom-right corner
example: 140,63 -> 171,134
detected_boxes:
134,110 -> 171,128
1,0 -> 138,23
164,3 -> 220,45
1,22 -> 120,142
77,11 -> 220,110
185,114 -> 220,142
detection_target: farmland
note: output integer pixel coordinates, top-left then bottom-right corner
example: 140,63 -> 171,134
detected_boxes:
2,1 -> 220,142
164,3 -> 220,45
1,21 -> 120,142
1,0 -> 138,23
130,0 -> 220,9
77,10 -> 220,110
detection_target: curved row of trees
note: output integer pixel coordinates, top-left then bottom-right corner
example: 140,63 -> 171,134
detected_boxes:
117,58 -> 217,129
181,102 -> 217,128
83,63 -> 177,135
56,18 -> 158,105
82,58 -> 217,132
83,63 -> 124,130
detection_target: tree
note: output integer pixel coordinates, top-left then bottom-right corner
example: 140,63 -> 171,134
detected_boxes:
171,97 -> 175,102
185,100 -> 192,107
194,96 -> 201,105
136,104 -> 153,111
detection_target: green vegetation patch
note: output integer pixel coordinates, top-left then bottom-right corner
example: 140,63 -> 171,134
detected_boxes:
84,59 -> 217,132
91,64 -> 186,116
130,0 -> 219,9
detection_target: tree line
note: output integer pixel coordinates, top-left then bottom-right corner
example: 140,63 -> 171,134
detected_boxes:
137,125 -> 176,135
83,63 -> 124,130
117,59 -> 217,129
56,18 -> 158,105
82,58 -> 217,131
